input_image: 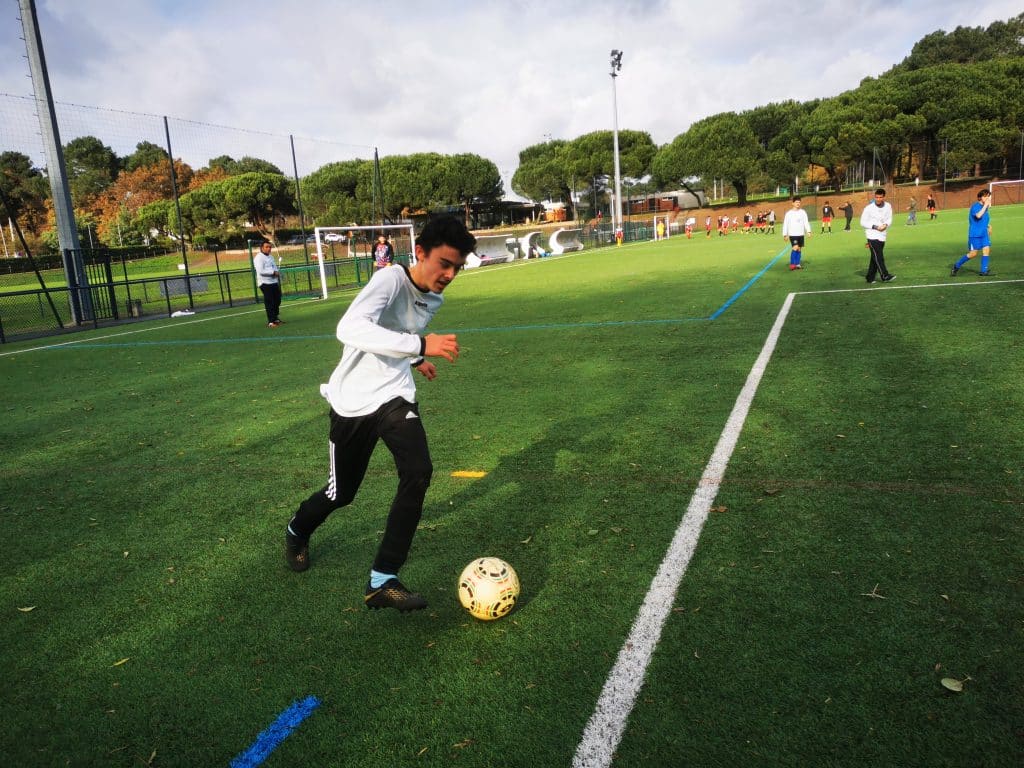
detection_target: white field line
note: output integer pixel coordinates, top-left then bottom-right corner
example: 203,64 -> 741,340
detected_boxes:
572,273 -> 1024,766
0,295 -> 330,359
571,291 -> 797,768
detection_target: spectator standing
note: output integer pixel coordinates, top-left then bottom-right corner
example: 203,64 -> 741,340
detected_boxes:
254,239 -> 283,327
839,201 -> 854,230
927,194 -> 938,220
372,234 -> 395,272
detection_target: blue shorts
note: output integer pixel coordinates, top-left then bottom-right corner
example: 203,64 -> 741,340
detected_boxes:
967,235 -> 990,252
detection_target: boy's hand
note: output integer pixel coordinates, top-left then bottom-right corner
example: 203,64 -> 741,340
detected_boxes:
424,333 -> 459,363
415,361 -> 437,380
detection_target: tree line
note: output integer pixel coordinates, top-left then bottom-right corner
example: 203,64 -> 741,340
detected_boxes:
1,14 -> 1021,253
515,14 -> 1024,210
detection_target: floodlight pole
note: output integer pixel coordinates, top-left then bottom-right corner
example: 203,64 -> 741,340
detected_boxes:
19,0 -> 88,323
610,50 -> 623,234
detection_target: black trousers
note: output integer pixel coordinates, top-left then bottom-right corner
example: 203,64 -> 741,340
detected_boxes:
291,397 -> 433,574
865,239 -> 890,281
260,282 -> 282,323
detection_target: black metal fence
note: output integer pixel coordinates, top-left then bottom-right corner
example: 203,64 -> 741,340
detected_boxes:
0,249 -> 388,343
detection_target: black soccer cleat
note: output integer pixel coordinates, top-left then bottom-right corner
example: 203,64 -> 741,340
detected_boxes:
882,274 -> 896,282
978,271 -> 992,276
285,530 -> 310,572
364,578 -> 428,612
950,265 -> 960,276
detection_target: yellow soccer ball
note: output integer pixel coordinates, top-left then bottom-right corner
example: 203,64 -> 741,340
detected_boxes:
458,557 -> 520,621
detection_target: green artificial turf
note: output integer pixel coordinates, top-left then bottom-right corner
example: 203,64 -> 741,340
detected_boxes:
1,205 -> 1021,767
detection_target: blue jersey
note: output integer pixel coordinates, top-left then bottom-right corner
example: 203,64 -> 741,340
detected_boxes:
968,201 -> 989,239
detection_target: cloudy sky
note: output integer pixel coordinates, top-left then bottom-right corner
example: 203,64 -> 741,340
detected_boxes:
1,0 -> 1021,192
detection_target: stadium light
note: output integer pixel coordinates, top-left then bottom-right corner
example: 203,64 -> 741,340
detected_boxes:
610,49 -> 623,234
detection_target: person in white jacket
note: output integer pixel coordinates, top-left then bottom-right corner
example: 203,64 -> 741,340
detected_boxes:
253,239 -> 283,327
860,189 -> 896,284
284,216 -> 476,612
781,197 -> 811,270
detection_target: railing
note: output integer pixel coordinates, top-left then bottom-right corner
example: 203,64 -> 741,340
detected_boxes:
0,255 -> 367,343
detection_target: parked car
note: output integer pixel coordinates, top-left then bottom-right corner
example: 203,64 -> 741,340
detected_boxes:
324,232 -> 347,243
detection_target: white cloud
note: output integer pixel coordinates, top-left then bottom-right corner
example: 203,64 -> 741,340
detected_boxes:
2,0 -> 1021,192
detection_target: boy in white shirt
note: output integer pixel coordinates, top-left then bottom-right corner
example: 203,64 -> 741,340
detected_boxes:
781,196 -> 811,270
284,216 -> 476,612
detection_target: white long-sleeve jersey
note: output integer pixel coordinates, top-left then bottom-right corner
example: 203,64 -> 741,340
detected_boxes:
253,252 -> 279,285
321,265 -> 442,417
781,208 -> 811,237
860,201 -> 893,241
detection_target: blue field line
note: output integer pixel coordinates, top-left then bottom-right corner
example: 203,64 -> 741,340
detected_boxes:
10,253 -> 786,353
229,695 -> 321,768
707,247 -> 788,320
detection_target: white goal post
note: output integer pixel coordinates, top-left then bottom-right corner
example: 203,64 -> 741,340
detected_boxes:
988,179 -> 1024,205
311,223 -> 416,300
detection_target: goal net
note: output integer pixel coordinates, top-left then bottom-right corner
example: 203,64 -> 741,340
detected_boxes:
311,223 -> 416,299
988,179 -> 1024,205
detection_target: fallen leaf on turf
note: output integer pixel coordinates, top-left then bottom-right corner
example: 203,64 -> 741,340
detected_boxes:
17,606 -> 36,612
111,658 -> 130,667
417,747 -> 428,757
453,738 -> 474,748
711,505 -> 728,513
519,536 -> 532,544
836,434 -> 846,438
587,529 -> 599,536
940,678 -> 964,692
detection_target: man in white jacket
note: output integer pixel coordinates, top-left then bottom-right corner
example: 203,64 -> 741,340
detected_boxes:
860,189 -> 896,284
284,216 -> 476,612
781,197 -> 811,270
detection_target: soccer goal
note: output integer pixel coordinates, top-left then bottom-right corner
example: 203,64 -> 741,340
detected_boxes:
311,223 -> 416,299
988,179 -> 1024,205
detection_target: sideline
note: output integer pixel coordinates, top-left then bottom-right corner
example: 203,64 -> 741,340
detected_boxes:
571,292 -> 796,768
570,273 -> 1024,766
0,295 -> 331,358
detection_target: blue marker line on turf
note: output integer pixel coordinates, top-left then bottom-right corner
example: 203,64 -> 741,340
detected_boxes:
21,253 -> 787,354
707,248 -> 788,320
230,695 -> 321,768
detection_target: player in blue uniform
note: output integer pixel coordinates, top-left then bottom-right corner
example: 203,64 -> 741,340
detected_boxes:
951,189 -> 993,276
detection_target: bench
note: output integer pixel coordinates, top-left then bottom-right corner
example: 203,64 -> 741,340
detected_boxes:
548,228 -> 584,254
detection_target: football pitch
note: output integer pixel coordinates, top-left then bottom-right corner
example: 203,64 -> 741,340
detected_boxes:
2,205 -> 1022,767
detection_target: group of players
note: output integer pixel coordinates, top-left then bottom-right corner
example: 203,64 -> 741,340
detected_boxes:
779,187 -> 995,282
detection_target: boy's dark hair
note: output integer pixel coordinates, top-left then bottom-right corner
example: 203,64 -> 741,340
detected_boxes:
978,189 -> 991,199
792,195 -> 801,202
260,238 -> 272,246
875,188 -> 886,196
417,216 -> 476,257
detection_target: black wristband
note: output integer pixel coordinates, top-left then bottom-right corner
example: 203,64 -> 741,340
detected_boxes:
419,336 -> 426,356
